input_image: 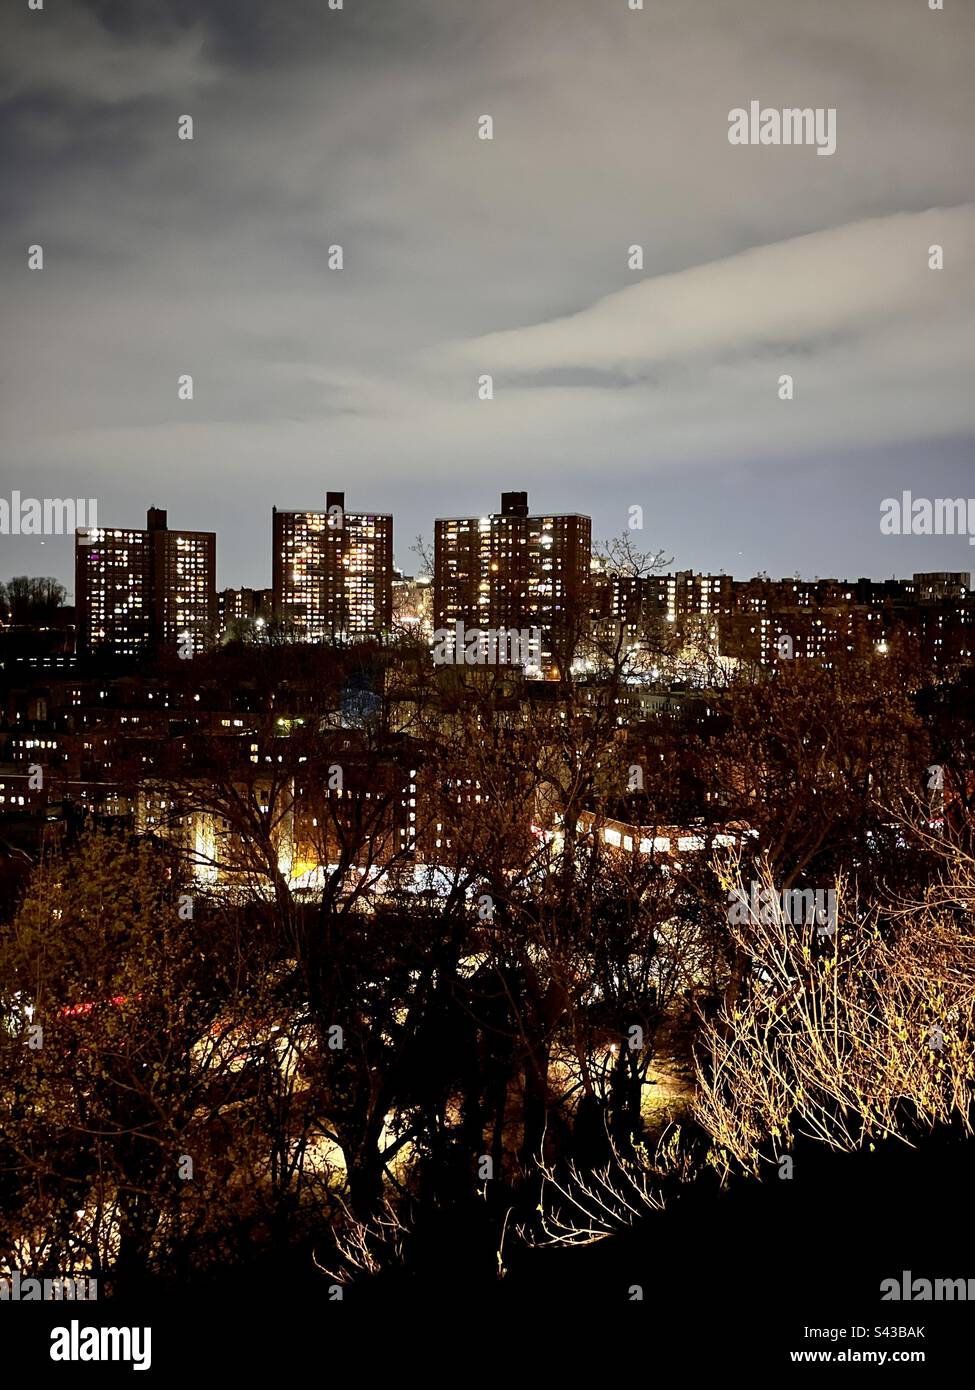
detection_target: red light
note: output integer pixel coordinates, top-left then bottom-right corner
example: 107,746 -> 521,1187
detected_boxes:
61,993 -> 137,1018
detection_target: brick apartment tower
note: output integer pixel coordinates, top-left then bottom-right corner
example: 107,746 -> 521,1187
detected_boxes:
75,507 -> 216,660
272,491 -> 393,639
434,491 -> 591,665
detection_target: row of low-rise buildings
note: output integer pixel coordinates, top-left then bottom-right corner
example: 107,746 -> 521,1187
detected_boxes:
597,568 -> 975,671
6,651 -> 968,897
0,650 -> 739,894
3,612 -> 974,893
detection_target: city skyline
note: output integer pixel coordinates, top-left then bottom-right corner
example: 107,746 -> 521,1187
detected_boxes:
3,482 -> 975,607
2,0 -> 975,592
22,483 -> 967,673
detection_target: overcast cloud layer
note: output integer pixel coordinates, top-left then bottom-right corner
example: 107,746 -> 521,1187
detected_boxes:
2,0 -> 974,593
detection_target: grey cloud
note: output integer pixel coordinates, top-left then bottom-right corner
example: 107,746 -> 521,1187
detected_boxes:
1,0 -> 973,593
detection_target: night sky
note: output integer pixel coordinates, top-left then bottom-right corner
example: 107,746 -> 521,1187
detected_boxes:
2,0 -> 974,595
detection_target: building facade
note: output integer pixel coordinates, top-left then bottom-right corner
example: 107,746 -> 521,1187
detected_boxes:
75,507 -> 215,661
218,587 -> 274,635
434,491 -> 590,668
272,491 -> 393,639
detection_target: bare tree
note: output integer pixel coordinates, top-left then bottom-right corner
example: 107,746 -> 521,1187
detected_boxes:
695,848 -> 975,1175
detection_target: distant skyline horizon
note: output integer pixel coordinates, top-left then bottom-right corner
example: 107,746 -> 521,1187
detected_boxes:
3,476 -> 975,607
3,1 -> 974,597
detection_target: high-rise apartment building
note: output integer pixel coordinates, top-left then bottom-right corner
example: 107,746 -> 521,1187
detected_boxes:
75,507 -> 216,660
272,491 -> 392,639
434,491 -> 591,666
75,525 -> 152,660
149,510 -> 217,655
